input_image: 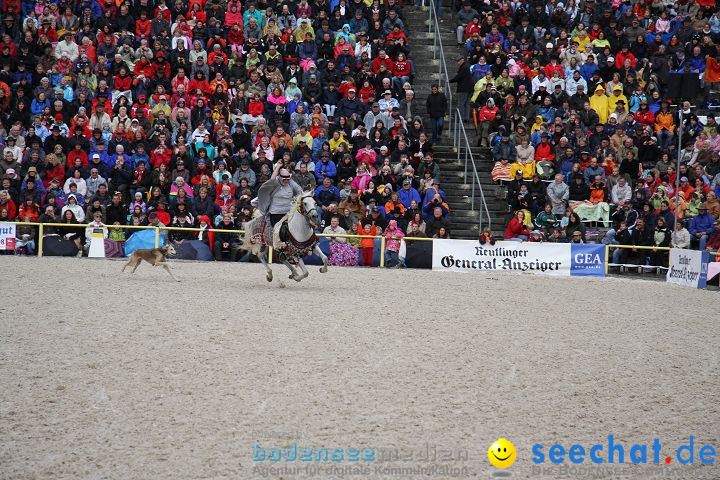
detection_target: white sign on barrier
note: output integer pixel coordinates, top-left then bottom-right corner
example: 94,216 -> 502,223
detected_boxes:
0,223 -> 16,250
431,240 -> 607,277
666,248 -> 709,289
434,240 -> 569,275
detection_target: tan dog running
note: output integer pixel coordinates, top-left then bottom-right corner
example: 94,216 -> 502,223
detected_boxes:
122,244 -> 179,281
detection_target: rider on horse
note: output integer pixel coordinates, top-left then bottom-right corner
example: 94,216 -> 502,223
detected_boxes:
256,162 -> 304,227
241,162 -> 327,281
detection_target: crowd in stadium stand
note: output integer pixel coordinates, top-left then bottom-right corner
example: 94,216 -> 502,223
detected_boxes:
450,0 -> 720,264
0,0 -> 452,264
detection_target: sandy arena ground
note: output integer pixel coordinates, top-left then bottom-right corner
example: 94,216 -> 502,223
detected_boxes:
0,256 -> 718,480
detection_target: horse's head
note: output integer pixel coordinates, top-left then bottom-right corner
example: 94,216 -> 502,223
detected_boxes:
296,191 -> 319,228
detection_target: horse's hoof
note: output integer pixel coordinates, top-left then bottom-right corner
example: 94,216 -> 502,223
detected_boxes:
266,272 -> 273,282
319,266 -> 328,273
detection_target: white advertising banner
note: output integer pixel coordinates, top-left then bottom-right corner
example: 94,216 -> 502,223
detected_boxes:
431,240 -> 607,277
0,223 -> 16,250
666,248 -> 709,289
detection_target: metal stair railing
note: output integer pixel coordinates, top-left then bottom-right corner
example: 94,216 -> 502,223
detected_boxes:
427,0 -> 453,137
454,108 -> 491,232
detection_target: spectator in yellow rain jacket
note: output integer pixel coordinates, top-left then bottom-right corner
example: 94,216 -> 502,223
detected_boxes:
608,85 -> 628,113
589,85 -> 610,124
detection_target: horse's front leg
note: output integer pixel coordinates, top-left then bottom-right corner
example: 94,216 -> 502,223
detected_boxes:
314,244 -> 329,273
281,255 -> 302,281
258,246 -> 273,282
296,258 -> 309,280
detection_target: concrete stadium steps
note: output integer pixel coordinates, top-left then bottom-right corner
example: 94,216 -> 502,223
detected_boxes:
406,8 -> 507,240
432,144 -> 508,239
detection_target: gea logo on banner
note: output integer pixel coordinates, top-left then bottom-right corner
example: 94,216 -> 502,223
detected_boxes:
570,244 -> 606,277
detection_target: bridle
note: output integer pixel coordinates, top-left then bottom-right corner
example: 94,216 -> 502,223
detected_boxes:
295,195 -> 318,229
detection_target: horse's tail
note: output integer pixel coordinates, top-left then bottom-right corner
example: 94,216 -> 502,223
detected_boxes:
239,217 -> 265,256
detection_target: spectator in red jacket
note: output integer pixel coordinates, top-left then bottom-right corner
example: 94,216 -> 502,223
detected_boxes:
615,46 -> 637,70
634,101 -> 655,126
504,211 -> 530,241
150,144 -> 172,169
0,189 -> 17,220
392,52 -> 412,93
188,71 -> 211,96
113,68 -> 132,92
66,144 -> 89,170
534,134 -> 555,162
371,50 -> 395,74
135,10 -> 152,39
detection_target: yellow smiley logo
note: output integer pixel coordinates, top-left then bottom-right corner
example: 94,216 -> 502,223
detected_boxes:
488,438 -> 516,468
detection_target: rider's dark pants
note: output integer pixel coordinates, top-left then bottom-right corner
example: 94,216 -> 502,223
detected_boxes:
269,214 -> 285,226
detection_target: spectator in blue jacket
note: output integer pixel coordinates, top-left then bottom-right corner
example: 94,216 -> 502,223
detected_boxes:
314,153 -> 337,181
689,204 -> 715,250
579,55 -> 599,82
31,93 -> 50,115
335,88 -> 364,123
397,178 -> 421,209
422,179 -> 446,207
583,158 -> 606,184
314,177 -> 341,221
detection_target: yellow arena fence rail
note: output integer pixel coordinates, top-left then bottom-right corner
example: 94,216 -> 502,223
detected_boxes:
2,222 -> 717,270
2,221 -> 434,267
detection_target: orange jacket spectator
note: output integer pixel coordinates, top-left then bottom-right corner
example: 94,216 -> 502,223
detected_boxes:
705,55 -> 720,83
654,110 -> 674,132
589,183 -> 606,204
18,202 -> 40,222
679,182 -> 695,200
357,224 -> 377,248
385,200 -> 405,215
